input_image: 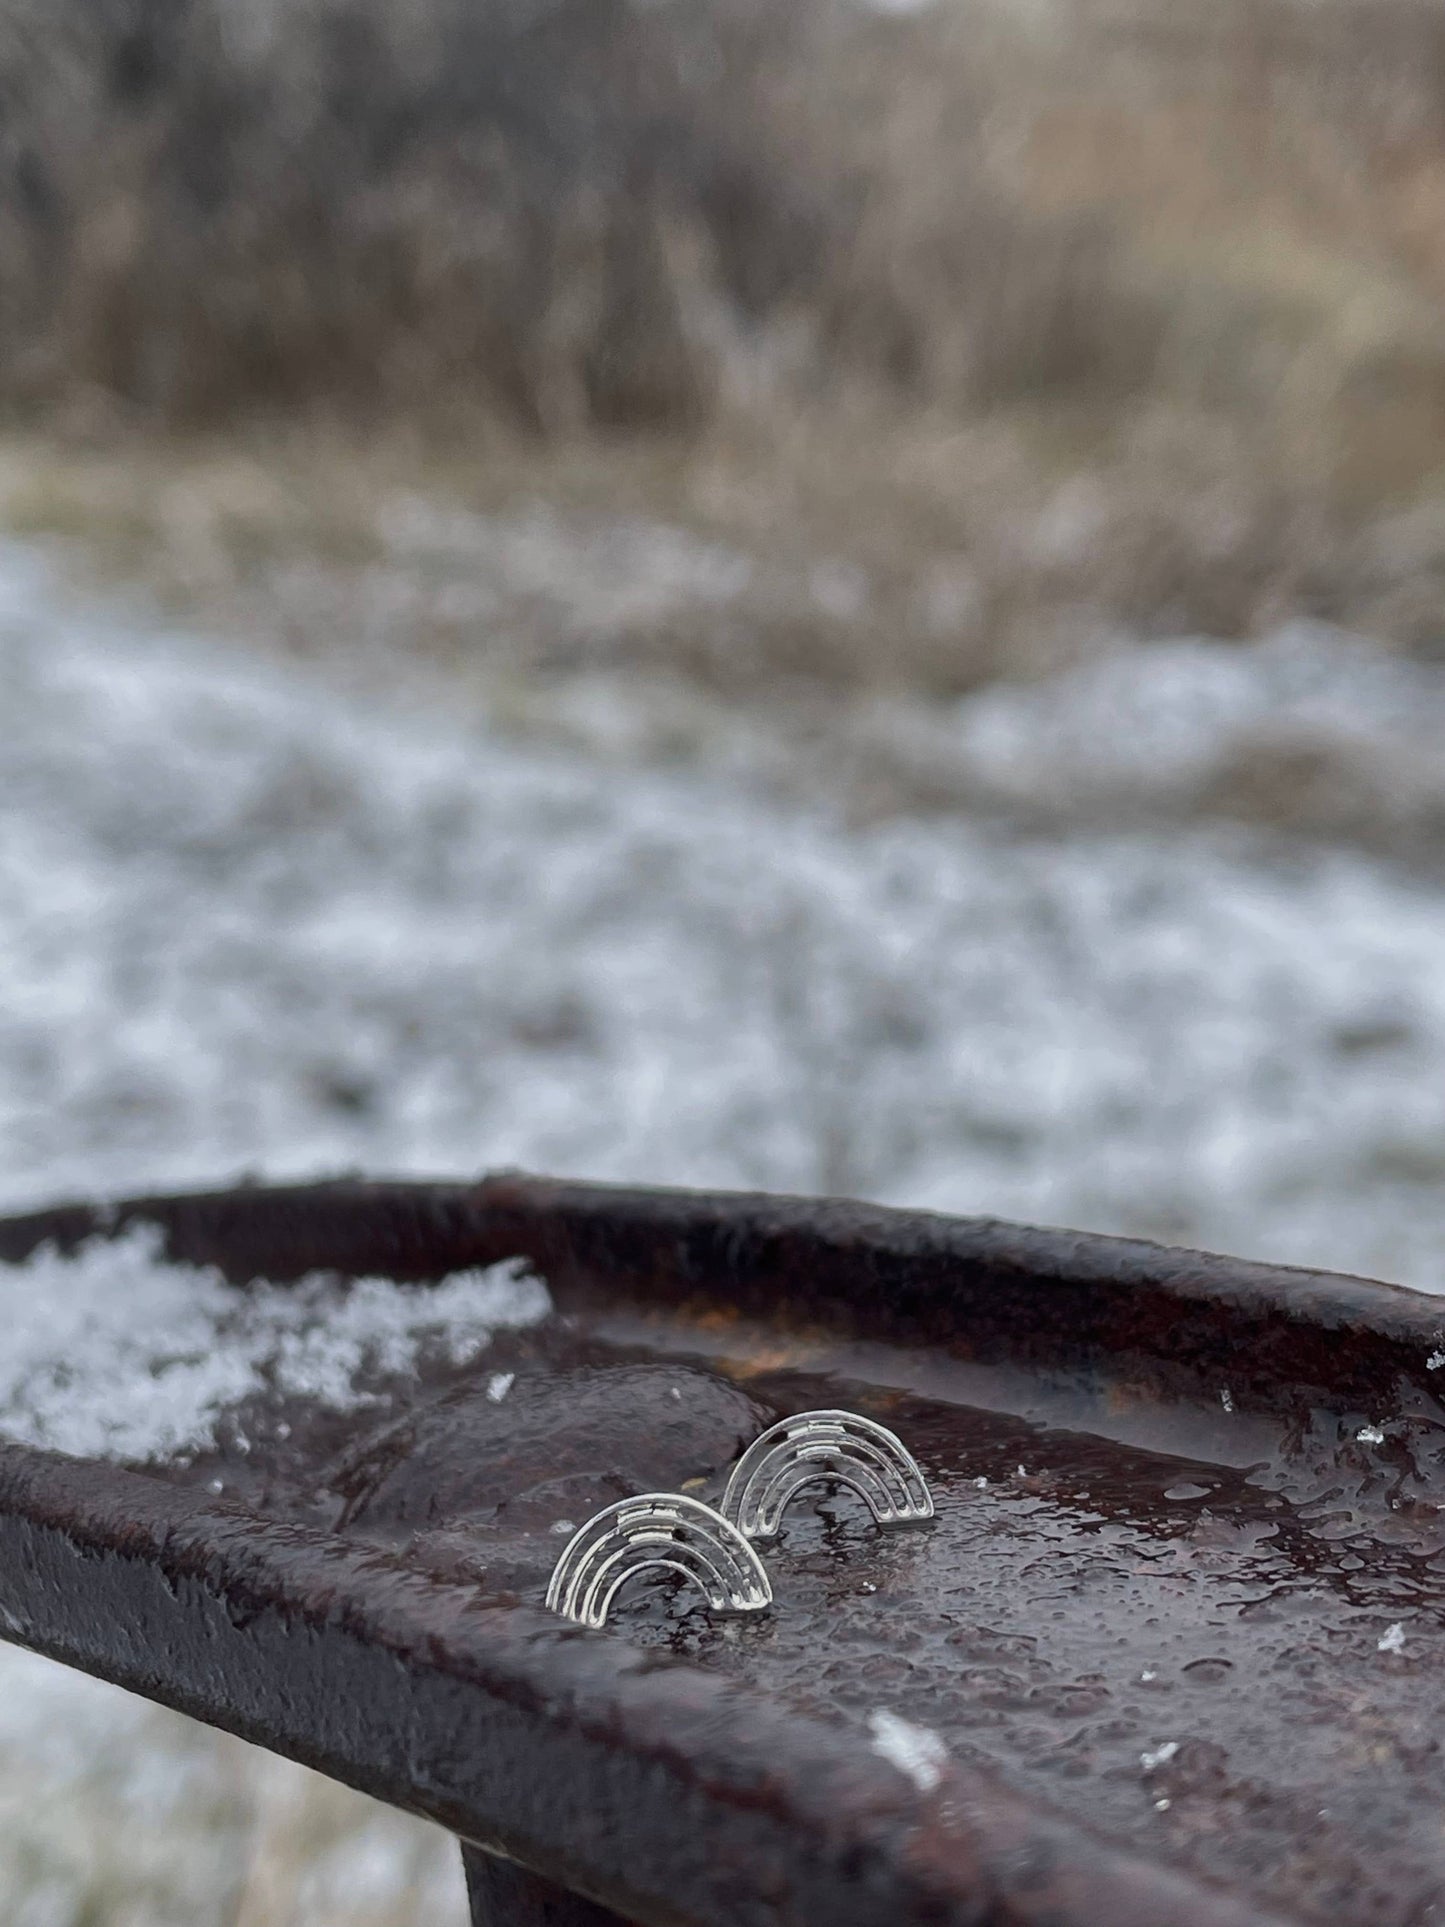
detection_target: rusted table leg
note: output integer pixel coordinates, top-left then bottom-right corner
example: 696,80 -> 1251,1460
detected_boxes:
461,1846 -> 637,1927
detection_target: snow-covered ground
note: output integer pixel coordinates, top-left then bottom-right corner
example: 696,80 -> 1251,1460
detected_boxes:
5,532 -> 1445,1920
7,541 -> 1445,1280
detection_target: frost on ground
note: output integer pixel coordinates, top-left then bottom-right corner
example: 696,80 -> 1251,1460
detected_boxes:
7,547 -> 1445,1281
0,1227 -> 546,1462
8,534 -> 1445,1919
867,624 -> 1445,846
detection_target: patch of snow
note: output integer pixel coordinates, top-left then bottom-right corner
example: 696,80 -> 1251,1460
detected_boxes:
1429,1351 -> 1445,1371
1379,1622 -> 1408,1654
0,1225 -> 546,1462
1220,1388 -> 1234,1413
1356,1424 -> 1386,1444
377,499 -> 752,641
11,543 -> 1445,1289
1140,1741 -> 1179,1773
867,1709 -> 950,1792
486,1371 -> 516,1403
945,625 -> 1445,832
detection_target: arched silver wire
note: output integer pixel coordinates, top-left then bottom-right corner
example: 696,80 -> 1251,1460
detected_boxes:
544,1492 -> 773,1627
720,1409 -> 934,1542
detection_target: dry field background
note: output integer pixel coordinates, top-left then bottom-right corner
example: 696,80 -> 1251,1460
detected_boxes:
4,0 -> 1445,702
7,2 -> 1445,1922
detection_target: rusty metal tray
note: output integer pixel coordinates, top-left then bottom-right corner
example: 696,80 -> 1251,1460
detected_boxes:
1,1173 -> 1442,1927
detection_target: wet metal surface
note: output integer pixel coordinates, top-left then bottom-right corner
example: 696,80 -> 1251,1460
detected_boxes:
3,1176 -> 1445,1925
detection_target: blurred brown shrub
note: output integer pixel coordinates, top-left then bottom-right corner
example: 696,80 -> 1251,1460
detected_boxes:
0,0 -> 1159,431
5,0 -> 1445,665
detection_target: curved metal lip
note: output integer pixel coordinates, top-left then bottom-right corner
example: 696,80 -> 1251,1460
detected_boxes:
720,1408 -> 934,1542
545,1491 -> 774,1627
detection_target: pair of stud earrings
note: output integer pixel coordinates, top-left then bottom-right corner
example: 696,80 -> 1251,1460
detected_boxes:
545,1409 -> 934,1628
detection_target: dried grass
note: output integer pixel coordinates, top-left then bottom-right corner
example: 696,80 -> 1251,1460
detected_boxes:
5,0 -> 1445,683
0,0 -> 1153,429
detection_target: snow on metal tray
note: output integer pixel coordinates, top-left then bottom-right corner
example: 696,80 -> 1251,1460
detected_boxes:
0,1174 -> 1442,1927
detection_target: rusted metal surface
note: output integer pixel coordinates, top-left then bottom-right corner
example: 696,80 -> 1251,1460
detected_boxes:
462,1848 -> 636,1927
2,1174 -> 1444,1925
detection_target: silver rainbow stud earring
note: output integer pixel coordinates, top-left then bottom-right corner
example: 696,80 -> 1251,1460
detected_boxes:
720,1409 -> 933,1542
542,1409 -> 931,1628
545,1491 -> 772,1627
